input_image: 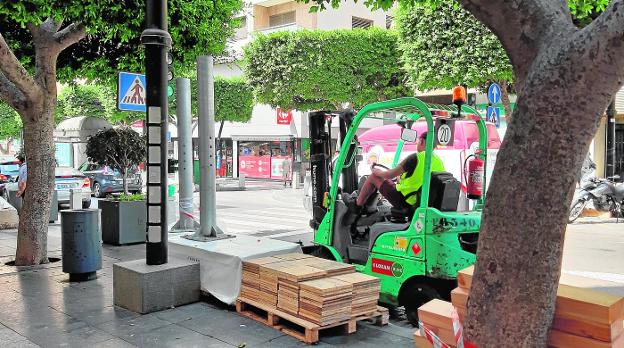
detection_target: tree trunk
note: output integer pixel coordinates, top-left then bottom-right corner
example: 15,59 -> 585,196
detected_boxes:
15,100 -> 55,266
465,47 -> 620,348
499,80 -> 512,123
456,1 -> 624,345
122,171 -> 129,195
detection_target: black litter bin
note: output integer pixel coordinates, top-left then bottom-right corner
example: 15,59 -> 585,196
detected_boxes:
61,209 -> 102,281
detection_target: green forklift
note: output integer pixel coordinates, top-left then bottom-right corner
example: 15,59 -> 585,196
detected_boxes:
305,96 -> 489,325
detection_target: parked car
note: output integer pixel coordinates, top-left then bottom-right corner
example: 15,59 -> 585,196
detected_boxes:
0,159 -> 20,202
78,163 -> 143,198
0,159 -> 20,182
55,167 -> 92,209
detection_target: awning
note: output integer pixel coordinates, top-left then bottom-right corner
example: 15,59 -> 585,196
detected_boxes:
231,135 -> 294,142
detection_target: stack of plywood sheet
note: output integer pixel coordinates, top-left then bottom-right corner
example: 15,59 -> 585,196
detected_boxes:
332,272 -> 381,317
241,256 -> 281,302
419,265 -> 624,348
299,277 -> 353,326
258,260 -> 292,307
298,259 -> 356,276
275,265 -> 327,316
273,253 -> 316,262
240,253 -> 386,328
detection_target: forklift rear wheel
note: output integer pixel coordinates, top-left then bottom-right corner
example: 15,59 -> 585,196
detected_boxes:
403,283 -> 441,327
310,246 -> 338,261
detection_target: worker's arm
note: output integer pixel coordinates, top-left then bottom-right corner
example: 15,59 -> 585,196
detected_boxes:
17,181 -> 26,197
372,159 -> 407,180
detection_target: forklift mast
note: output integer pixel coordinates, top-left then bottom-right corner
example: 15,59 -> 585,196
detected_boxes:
308,110 -> 359,230
309,111 -> 331,230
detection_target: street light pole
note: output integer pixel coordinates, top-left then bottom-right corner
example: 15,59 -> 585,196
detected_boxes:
141,0 -> 171,265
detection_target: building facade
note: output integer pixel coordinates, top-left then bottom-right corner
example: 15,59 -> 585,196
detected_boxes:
208,0 -> 393,180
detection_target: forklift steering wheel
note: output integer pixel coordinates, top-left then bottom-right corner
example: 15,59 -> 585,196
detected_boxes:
371,163 -> 390,171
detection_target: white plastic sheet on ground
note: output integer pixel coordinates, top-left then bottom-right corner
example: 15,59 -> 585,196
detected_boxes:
169,233 -> 301,305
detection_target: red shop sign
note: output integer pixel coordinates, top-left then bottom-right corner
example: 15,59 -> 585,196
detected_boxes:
239,155 -> 271,179
276,107 -> 292,125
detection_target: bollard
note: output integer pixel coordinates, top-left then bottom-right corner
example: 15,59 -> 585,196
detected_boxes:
293,174 -> 301,189
69,189 -> 82,210
239,173 -> 246,189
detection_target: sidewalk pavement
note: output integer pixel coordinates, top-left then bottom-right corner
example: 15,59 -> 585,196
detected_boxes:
0,226 -> 415,348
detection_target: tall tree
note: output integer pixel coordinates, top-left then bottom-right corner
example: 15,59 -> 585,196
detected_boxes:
214,76 -> 254,138
394,1 -> 514,118
0,0 -> 242,266
302,0 -> 622,345
56,83 -> 132,124
244,28 -> 408,111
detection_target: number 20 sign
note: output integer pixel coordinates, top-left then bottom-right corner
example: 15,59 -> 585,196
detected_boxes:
435,119 -> 455,147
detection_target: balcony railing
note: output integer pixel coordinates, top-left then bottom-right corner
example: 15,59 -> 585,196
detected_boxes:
256,23 -> 301,34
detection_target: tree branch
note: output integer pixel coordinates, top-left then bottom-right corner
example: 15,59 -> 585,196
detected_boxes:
0,72 -> 27,111
42,17 -> 63,33
561,0 -> 624,100
460,0 -> 575,94
53,22 -> 87,52
0,33 -> 39,100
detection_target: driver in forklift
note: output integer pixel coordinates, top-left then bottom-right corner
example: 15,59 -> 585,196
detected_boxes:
348,132 -> 445,215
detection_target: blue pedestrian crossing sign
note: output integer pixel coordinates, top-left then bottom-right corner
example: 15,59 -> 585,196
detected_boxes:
487,106 -> 501,128
488,83 -> 502,104
118,72 -> 146,112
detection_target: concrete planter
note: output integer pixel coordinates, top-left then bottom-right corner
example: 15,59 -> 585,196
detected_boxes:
101,199 -> 146,245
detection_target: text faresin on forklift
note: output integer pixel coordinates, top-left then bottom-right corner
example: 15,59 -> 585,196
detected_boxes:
304,89 -> 490,325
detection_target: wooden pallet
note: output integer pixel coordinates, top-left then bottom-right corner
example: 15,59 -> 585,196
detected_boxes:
236,297 -> 389,344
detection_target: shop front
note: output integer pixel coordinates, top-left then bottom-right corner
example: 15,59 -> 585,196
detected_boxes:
236,137 -> 294,180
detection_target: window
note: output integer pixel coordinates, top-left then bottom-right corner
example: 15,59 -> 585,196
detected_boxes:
385,15 -> 394,29
233,16 -> 248,40
269,11 -> 296,27
352,16 -> 373,29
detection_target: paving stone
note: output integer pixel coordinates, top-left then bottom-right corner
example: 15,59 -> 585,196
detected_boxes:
153,302 -> 215,323
0,325 -> 28,343
95,314 -> 171,338
247,334 -> 333,348
319,323 -> 414,347
0,340 -> 41,348
122,323 -> 230,348
177,307 -> 283,346
362,321 -> 415,340
91,337 -> 137,348
25,323 -> 115,348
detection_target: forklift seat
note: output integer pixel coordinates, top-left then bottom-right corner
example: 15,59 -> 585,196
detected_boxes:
390,172 -> 461,220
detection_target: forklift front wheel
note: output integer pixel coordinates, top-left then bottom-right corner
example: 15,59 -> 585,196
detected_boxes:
402,283 -> 441,327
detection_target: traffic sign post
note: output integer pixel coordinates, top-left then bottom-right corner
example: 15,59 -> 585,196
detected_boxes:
488,83 -> 501,105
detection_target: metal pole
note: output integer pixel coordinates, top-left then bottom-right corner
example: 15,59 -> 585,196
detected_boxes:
142,0 -> 171,265
171,78 -> 198,232
193,56 -> 223,239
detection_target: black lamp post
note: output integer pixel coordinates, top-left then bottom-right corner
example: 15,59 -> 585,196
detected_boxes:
141,0 -> 171,265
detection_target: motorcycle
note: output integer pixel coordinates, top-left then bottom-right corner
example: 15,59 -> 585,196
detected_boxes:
568,175 -> 624,223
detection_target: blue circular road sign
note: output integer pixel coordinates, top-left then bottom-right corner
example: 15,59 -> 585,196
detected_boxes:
488,83 -> 502,104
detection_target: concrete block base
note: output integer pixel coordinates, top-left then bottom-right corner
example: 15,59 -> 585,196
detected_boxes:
0,207 -> 18,230
113,257 -> 200,314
